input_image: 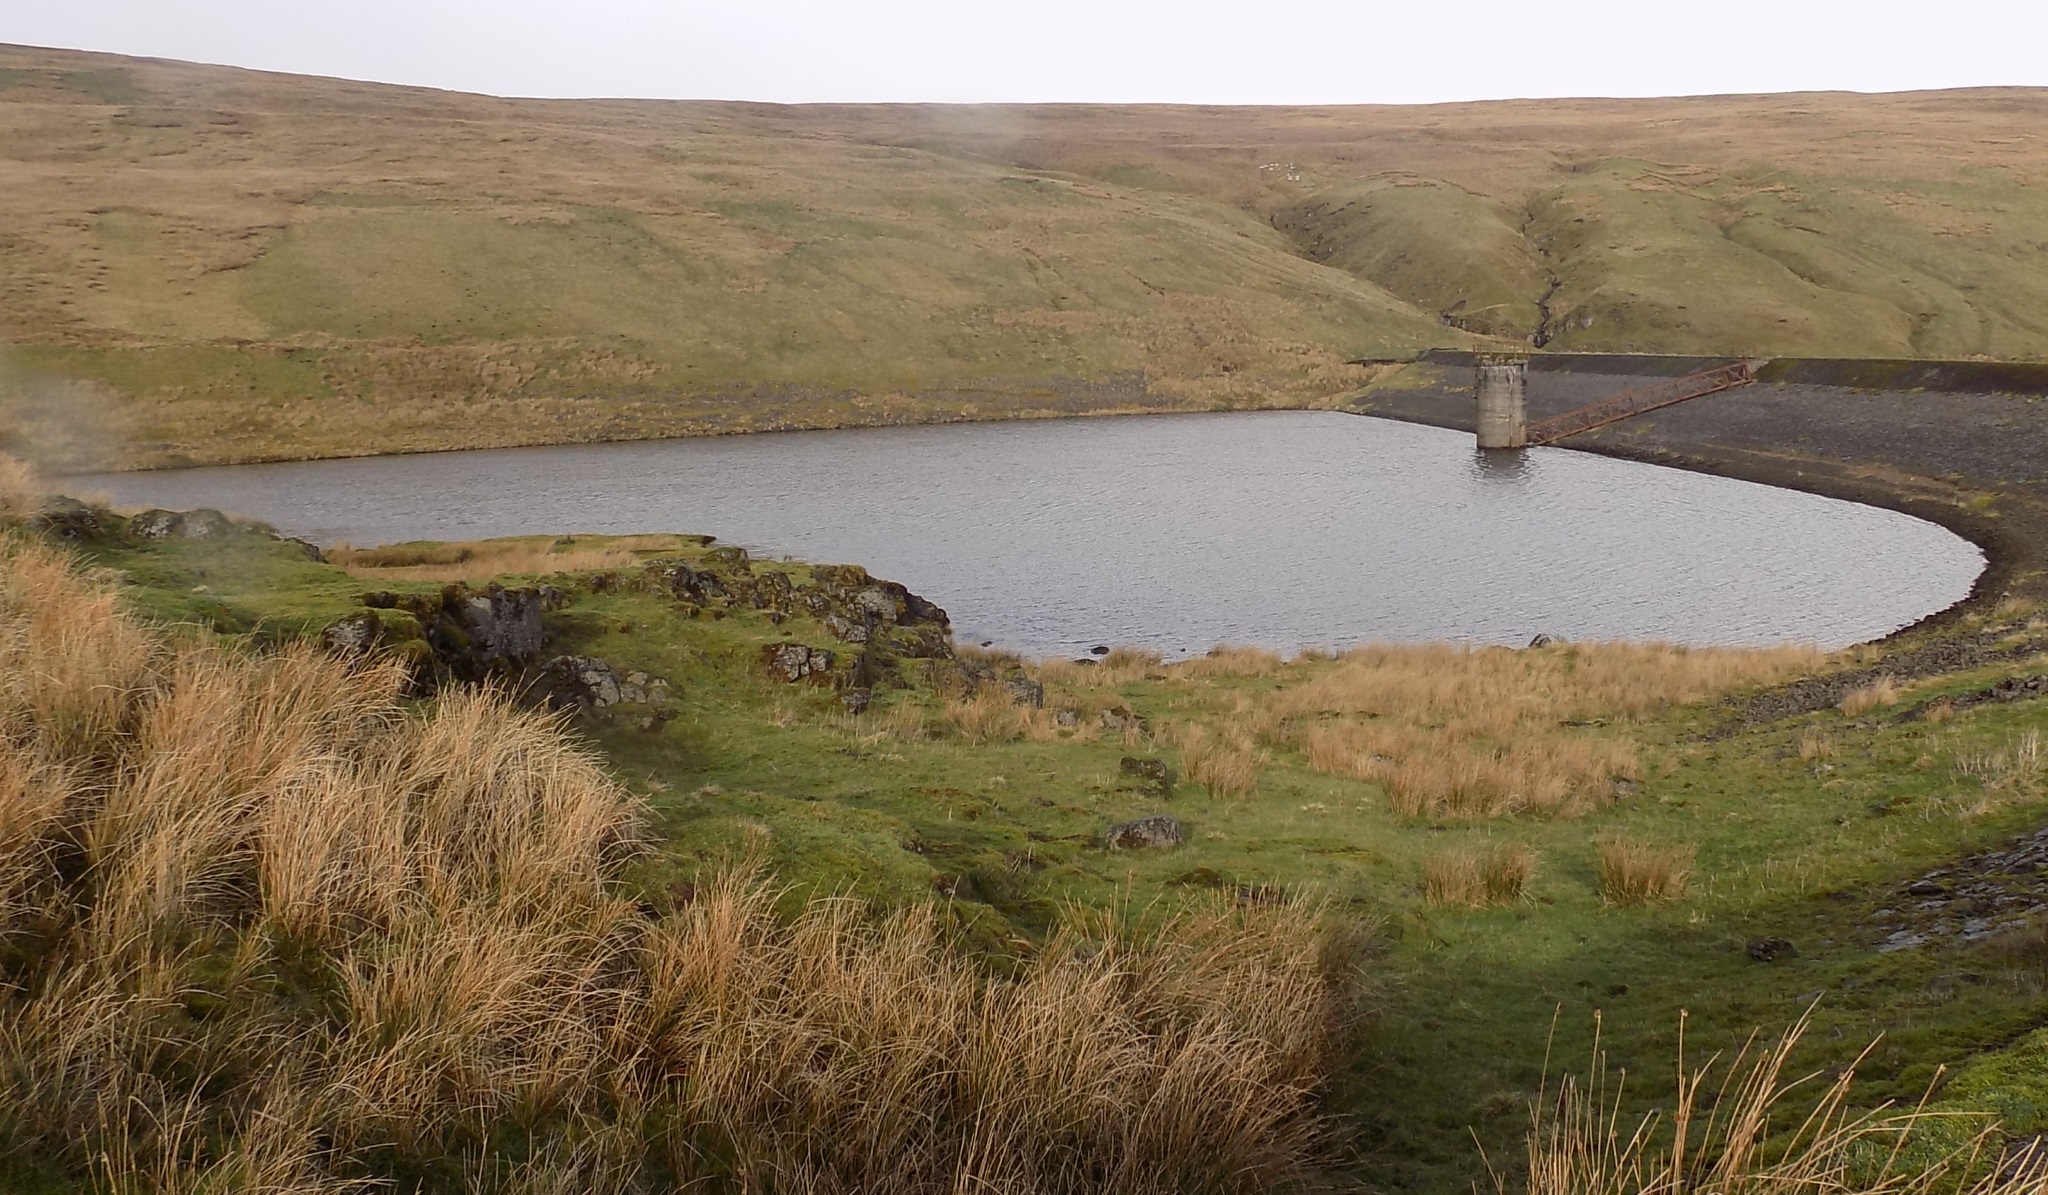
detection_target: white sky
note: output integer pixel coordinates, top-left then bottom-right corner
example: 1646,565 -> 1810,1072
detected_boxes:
7,0 -> 2047,105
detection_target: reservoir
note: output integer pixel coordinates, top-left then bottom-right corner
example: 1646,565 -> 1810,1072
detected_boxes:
67,412 -> 1985,657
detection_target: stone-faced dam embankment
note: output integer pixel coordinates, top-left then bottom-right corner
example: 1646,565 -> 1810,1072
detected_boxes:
1352,351 -> 2048,628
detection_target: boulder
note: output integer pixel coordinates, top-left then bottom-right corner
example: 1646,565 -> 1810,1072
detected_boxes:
1527,633 -> 1565,649
1001,677 -> 1045,709
127,509 -> 183,540
28,496 -> 106,542
1105,814 -> 1184,850
451,585 -> 547,664
840,688 -> 872,715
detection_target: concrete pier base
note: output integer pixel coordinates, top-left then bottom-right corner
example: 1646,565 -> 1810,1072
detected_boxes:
1476,356 -> 1528,448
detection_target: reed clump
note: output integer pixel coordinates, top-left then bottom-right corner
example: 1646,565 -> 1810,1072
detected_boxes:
1518,1010 -> 2022,1195
1262,642 -> 1816,819
1841,675 -> 1903,716
1596,837 -> 1694,907
329,533 -> 694,581
1422,843 -> 1536,909
0,533 -> 1363,1193
1035,647 -> 1165,688
1177,722 -> 1269,799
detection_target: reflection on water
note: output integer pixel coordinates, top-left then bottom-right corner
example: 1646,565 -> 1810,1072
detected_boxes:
1468,447 -> 1535,485
68,412 -> 1984,657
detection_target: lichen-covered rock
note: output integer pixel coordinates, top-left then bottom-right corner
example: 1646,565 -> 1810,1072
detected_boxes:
762,642 -> 836,683
128,509 -> 183,539
530,655 -> 624,710
1105,814 -> 1184,850
28,496 -> 107,542
320,612 -> 384,656
1118,756 -> 1175,799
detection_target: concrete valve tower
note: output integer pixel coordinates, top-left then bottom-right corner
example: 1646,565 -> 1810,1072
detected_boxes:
1475,355 -> 1529,449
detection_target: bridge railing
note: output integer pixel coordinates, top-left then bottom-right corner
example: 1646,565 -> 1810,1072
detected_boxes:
1525,361 -> 1758,446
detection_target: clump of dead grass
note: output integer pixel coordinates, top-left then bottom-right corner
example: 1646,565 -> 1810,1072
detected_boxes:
1595,837 -> 1694,907
1840,675 -> 1903,717
1173,645 -> 1286,680
0,534 -> 1364,1192
328,533 -> 694,581
1177,722 -> 1268,799
1949,729 -> 2046,817
1422,843 -> 1536,909
1519,1009 -> 2021,1195
1262,641 -> 1814,819
0,454 -> 43,520
1035,647 -> 1165,688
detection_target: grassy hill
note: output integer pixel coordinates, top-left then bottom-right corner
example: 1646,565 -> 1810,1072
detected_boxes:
3,45 -> 2048,468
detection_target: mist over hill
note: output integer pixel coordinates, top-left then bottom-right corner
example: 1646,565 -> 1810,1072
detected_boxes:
4,44 -> 2046,468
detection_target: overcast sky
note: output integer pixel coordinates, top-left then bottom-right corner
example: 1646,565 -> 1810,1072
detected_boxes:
7,0 -> 2047,105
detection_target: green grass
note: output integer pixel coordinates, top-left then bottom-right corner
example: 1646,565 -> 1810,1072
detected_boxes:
64,523 -> 2048,1192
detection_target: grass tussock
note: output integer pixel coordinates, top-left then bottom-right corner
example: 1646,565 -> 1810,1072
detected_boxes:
1519,1010 -> 2021,1195
1260,642 -> 1815,819
1841,675 -> 1903,717
0,534 -> 1363,1193
1172,645 -> 1286,680
1035,648 -> 1165,688
1176,723 -> 1268,799
0,455 -> 41,520
1949,730 -> 2047,818
1422,843 -> 1536,909
328,534 -> 696,581
1596,837 -> 1694,907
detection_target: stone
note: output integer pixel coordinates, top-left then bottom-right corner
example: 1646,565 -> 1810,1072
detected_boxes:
453,585 -> 547,664
1001,677 -> 1044,709
762,642 -> 835,683
1528,633 -> 1564,649
529,655 -> 624,711
127,509 -> 183,539
840,689 -> 872,715
28,496 -> 105,541
1105,814 -> 1184,850
1054,709 -> 1079,728
1119,756 -> 1175,799
1907,879 -> 1947,897
705,545 -> 750,570
823,613 -> 869,643
173,509 -> 233,539
1090,645 -> 1110,656
1746,938 -> 1797,963
1099,706 -> 1144,733
319,612 -> 384,656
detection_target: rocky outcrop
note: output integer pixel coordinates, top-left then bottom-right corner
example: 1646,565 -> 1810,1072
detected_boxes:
342,583 -> 557,686
526,656 -> 672,728
128,507 -> 233,540
762,642 -> 836,683
1870,825 -> 2048,952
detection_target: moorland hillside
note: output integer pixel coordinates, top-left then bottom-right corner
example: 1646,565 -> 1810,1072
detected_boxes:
3,44 -> 2047,467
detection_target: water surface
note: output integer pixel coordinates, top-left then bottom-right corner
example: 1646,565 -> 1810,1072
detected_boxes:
70,412 -> 1984,656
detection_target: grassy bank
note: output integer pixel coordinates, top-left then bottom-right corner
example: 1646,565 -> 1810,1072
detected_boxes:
7,483 -> 2042,1191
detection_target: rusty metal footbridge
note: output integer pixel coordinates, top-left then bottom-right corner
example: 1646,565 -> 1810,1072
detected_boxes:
1522,360 -> 1759,446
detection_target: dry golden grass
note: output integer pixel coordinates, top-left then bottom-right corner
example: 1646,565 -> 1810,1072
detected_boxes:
1035,647 -> 1166,688
1799,731 -> 1839,761
328,534 -> 695,581
1520,1010 -> 2025,1195
1240,642 -> 1815,819
1177,723 -> 1268,799
0,534 -> 1364,1191
1596,837 -> 1694,907
1949,730 -> 2047,818
0,455 -> 41,520
1422,843 -> 1536,909
1173,645 -> 1286,680
1841,675 -> 1903,716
